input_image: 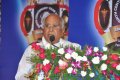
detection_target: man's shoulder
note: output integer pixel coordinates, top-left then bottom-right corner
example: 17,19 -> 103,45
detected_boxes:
61,39 -> 81,49
29,40 -> 42,45
23,41 -> 43,55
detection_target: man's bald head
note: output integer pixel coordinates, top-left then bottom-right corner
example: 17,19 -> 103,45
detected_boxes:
44,14 -> 64,28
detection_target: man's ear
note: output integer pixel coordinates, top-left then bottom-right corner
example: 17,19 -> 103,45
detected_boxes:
61,27 -> 65,38
62,27 -> 65,34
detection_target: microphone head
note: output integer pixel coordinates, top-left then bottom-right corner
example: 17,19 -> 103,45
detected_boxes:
50,35 -> 55,43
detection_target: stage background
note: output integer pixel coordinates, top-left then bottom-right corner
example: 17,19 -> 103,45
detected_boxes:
0,0 -> 109,80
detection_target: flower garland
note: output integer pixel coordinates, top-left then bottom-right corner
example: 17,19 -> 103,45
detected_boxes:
25,42 -> 120,80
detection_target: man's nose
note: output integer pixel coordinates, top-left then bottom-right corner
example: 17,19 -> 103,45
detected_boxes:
49,26 -> 53,32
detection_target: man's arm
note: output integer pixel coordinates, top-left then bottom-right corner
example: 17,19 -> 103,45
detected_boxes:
15,46 -> 33,80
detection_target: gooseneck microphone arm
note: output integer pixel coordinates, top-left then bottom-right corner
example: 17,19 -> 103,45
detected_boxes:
49,35 -> 58,48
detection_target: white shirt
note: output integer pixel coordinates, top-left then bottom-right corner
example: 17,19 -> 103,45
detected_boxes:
15,37 -> 81,80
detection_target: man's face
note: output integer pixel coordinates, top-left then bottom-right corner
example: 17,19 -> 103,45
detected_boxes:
43,14 -> 65,44
26,17 -> 31,25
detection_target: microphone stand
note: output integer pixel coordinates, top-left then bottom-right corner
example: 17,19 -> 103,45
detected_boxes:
50,42 -> 58,48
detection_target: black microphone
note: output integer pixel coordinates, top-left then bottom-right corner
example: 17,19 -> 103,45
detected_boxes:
50,35 -> 55,43
49,35 -> 58,48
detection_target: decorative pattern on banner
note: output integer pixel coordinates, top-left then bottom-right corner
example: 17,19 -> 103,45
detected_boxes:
111,0 -> 120,49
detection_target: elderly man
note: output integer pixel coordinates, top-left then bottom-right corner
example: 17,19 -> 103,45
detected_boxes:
15,14 -> 81,80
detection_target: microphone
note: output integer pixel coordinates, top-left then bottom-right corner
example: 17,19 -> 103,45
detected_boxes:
49,35 -> 58,48
50,35 -> 55,43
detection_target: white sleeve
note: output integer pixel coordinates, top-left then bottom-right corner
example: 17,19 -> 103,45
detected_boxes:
72,43 -> 81,50
15,46 -> 34,80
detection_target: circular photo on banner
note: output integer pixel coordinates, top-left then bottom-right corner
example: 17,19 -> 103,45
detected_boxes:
99,0 -> 110,30
24,11 -> 32,33
94,0 -> 111,35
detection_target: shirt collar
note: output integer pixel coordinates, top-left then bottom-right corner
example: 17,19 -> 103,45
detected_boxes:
42,37 -> 63,48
